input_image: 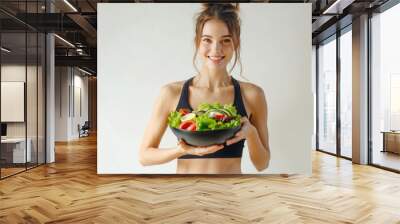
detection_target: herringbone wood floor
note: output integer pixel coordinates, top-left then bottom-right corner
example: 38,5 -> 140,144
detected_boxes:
1,134 -> 400,224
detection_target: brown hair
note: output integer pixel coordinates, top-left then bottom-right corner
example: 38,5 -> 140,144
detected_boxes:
193,3 -> 246,79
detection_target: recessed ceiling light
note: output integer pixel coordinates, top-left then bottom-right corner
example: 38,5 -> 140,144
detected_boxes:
63,0 -> 78,12
54,34 -> 75,48
78,67 -> 93,76
1,47 -> 11,53
322,0 -> 355,15
323,0 -> 344,14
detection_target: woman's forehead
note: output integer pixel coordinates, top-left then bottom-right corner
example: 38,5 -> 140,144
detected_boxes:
202,19 -> 230,37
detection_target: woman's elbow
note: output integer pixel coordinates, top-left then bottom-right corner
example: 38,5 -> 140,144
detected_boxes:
139,158 -> 149,166
256,161 -> 269,172
257,150 -> 270,172
138,149 -> 151,166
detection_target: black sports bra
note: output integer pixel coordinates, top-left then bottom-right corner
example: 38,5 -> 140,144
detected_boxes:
176,76 -> 248,159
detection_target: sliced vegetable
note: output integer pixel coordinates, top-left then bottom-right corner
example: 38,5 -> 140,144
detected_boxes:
214,113 -> 227,121
187,123 -> 196,131
181,112 -> 196,122
179,120 -> 197,131
220,108 -> 233,117
178,108 -> 190,116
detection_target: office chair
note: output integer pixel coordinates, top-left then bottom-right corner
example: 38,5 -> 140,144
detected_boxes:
79,121 -> 90,138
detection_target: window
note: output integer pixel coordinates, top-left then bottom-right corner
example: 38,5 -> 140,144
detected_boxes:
371,2 -> 400,171
340,28 -> 352,158
318,36 -> 337,154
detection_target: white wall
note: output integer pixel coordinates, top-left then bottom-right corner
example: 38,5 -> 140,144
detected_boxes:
98,3 -> 313,174
55,67 -> 69,141
55,67 -> 89,141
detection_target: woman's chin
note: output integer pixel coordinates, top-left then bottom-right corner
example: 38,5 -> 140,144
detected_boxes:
205,63 -> 227,71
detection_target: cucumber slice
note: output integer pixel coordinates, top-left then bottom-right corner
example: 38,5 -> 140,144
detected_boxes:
207,108 -> 232,117
219,108 -> 233,117
205,109 -> 219,117
181,112 -> 196,122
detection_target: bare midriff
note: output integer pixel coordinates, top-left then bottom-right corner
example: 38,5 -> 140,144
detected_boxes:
176,158 -> 242,174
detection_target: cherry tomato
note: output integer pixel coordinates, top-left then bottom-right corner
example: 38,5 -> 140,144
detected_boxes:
179,121 -> 190,129
179,120 -> 197,131
178,108 -> 190,116
187,123 -> 196,131
214,113 -> 227,121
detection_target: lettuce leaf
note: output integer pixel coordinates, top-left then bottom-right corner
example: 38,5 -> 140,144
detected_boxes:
195,114 -> 217,131
223,104 -> 238,116
168,111 -> 182,128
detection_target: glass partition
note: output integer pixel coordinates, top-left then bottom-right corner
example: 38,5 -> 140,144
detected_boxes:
339,28 -> 352,158
317,36 -> 337,154
1,31 -> 28,177
27,31 -> 38,169
0,1 -> 46,179
38,32 -> 45,165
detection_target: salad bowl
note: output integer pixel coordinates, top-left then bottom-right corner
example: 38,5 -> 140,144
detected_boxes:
168,103 -> 242,147
170,125 -> 241,147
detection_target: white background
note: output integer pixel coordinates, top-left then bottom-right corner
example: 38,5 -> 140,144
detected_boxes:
98,3 -> 313,174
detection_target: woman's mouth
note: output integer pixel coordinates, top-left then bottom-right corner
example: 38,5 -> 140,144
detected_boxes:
208,56 -> 225,64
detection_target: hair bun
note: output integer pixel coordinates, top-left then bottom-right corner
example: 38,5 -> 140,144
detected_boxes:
201,3 -> 239,12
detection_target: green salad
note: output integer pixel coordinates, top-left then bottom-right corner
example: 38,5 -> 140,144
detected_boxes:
168,103 -> 241,131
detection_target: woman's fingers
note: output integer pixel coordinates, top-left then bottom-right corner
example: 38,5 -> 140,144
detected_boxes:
197,144 -> 224,155
207,145 -> 224,154
240,117 -> 249,124
178,139 -> 188,146
235,130 -> 244,137
190,144 -> 224,156
226,131 -> 244,145
178,139 -> 226,156
207,144 -> 224,151
226,137 -> 239,145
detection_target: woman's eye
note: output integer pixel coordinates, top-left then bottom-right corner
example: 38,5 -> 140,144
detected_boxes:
202,38 -> 211,43
222,39 -> 231,44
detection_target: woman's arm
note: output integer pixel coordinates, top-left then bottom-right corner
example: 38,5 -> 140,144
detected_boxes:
139,84 -> 184,166
226,86 -> 270,171
138,84 -> 225,166
248,87 -> 270,171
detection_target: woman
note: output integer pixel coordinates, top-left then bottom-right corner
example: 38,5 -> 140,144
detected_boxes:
139,3 -> 270,174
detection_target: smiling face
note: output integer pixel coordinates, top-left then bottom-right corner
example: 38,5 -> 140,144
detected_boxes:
198,19 -> 235,71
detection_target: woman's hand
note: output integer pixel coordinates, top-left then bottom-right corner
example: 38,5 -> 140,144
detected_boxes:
226,117 -> 256,146
177,139 -> 225,156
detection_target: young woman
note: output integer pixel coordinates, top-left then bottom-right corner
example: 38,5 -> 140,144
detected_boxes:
139,3 -> 270,174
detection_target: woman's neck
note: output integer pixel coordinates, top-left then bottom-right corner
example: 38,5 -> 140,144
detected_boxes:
194,67 -> 232,90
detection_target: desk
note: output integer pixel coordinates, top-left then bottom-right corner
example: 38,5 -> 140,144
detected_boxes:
1,138 -> 31,163
381,131 -> 400,154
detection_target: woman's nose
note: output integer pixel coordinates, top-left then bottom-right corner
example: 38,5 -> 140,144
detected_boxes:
211,42 -> 222,53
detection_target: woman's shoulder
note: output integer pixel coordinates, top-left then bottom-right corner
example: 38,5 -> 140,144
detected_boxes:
236,79 -> 267,118
236,79 -> 265,99
159,80 -> 186,98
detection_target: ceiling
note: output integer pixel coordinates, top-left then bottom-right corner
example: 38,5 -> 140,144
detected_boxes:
0,0 -> 393,75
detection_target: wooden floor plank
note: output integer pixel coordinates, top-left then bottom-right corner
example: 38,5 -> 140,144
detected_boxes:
0,134 -> 399,223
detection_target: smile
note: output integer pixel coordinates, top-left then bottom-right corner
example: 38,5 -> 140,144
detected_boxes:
208,56 -> 225,64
